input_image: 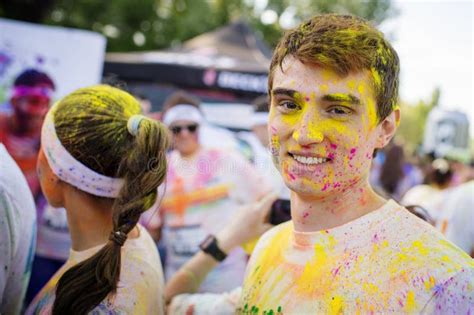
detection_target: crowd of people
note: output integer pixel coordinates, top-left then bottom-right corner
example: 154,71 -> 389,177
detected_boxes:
0,13 -> 473,315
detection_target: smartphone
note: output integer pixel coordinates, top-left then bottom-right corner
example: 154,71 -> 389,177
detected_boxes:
269,199 -> 291,225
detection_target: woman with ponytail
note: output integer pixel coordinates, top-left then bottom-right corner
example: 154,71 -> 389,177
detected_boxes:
26,85 -> 169,314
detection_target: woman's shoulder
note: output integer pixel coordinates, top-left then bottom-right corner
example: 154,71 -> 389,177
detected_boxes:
104,225 -> 165,313
121,225 -> 163,273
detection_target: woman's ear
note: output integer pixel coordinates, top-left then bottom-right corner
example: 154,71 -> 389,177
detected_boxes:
375,107 -> 400,149
37,149 -> 65,208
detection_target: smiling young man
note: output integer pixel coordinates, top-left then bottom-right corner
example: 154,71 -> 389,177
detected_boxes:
237,14 -> 473,314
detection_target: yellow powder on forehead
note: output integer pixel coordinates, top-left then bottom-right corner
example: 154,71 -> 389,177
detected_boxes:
357,83 -> 365,95
347,80 -> 356,91
319,84 -> 329,94
322,69 -> 335,81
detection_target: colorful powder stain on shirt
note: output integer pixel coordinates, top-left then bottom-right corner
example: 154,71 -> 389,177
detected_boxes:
237,200 -> 474,314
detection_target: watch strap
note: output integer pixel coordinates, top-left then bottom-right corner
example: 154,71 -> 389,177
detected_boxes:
199,235 -> 227,262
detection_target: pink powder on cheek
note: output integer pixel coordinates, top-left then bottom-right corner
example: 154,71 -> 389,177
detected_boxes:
330,143 -> 338,149
288,172 -> 296,180
349,147 -> 357,160
303,212 -> 309,218
321,182 -> 330,191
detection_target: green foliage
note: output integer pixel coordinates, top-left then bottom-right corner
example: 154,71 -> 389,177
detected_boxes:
0,0 -> 396,51
396,87 -> 440,154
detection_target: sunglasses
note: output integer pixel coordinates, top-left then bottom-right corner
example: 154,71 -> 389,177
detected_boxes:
170,124 -> 199,135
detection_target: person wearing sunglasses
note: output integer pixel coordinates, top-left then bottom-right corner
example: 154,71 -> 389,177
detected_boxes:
160,104 -> 270,296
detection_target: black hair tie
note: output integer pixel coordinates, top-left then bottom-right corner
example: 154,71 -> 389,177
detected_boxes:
109,230 -> 127,247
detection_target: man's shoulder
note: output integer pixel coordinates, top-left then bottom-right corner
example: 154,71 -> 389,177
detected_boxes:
384,206 -> 474,279
251,221 -> 293,256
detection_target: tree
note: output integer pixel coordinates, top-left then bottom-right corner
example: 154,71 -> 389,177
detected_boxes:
1,0 -> 397,51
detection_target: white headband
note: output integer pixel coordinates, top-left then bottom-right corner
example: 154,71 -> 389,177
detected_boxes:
251,112 -> 269,127
163,104 -> 204,126
41,105 -> 125,198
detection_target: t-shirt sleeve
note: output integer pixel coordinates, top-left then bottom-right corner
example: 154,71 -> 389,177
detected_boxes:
93,257 -> 165,314
168,287 -> 242,315
421,267 -> 474,314
0,187 -> 14,307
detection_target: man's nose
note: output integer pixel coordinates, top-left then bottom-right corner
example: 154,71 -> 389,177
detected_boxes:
292,110 -> 324,146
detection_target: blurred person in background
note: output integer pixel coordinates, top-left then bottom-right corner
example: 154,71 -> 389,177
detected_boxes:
434,180 -> 474,257
374,141 -> 423,200
159,104 -> 270,294
134,93 -> 152,115
0,68 -> 55,198
0,145 -> 36,315
402,158 -> 453,221
0,69 -> 71,305
162,90 -> 240,151
403,159 -> 473,256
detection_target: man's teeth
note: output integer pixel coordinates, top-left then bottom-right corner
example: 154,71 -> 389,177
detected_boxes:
292,155 -> 328,165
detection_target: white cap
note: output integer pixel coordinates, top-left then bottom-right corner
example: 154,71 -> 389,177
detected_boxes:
163,104 -> 204,126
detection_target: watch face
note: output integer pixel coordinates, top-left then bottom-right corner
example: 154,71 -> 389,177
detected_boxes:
199,235 -> 227,261
200,235 -> 215,249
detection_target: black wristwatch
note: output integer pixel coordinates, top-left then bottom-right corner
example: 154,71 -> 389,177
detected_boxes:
199,235 -> 228,262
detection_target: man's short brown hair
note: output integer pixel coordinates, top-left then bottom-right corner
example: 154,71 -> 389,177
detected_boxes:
269,14 -> 399,122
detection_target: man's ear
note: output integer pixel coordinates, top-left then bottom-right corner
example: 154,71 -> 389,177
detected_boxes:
375,107 -> 400,149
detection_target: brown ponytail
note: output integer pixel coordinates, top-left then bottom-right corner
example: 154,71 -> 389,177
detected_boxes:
49,85 -> 169,314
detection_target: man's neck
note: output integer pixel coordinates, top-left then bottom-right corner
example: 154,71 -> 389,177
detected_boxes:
291,179 -> 387,232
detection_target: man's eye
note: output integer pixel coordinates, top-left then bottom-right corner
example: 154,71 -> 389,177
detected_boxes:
278,101 -> 300,112
328,106 -> 352,115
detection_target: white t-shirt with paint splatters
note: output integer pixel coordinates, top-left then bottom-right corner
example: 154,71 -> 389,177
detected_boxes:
0,144 -> 37,315
26,225 -> 165,314
238,200 -> 474,314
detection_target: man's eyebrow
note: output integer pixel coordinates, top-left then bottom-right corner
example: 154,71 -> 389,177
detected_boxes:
322,93 -> 360,105
271,88 -> 298,98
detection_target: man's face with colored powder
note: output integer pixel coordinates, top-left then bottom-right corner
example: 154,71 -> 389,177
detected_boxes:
269,56 -> 393,198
